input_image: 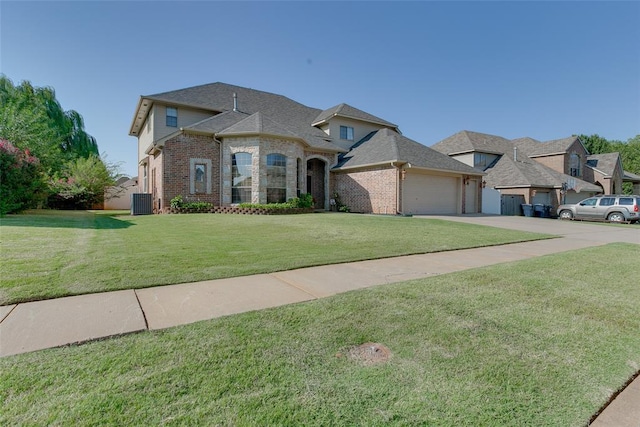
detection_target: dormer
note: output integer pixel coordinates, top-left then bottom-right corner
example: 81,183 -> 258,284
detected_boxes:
312,103 -> 399,151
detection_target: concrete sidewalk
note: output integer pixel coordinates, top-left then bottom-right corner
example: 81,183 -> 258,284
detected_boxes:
1,215 -> 638,425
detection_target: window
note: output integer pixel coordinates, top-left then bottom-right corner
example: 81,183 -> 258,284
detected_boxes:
474,153 -> 487,169
189,158 -> 211,194
580,198 -> 597,206
194,164 -> 206,193
569,153 -> 580,177
166,107 -> 177,127
232,153 -> 252,203
619,197 -> 634,206
599,197 -> 615,206
267,153 -> 287,203
340,125 -> 354,141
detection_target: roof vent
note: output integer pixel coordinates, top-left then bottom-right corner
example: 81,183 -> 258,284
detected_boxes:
233,92 -> 238,112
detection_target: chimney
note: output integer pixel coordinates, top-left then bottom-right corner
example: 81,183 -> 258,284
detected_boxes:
514,146 -> 517,161
233,93 -> 238,112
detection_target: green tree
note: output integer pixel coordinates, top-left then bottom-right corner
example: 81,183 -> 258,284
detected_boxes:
578,134 -> 615,155
0,75 -> 99,175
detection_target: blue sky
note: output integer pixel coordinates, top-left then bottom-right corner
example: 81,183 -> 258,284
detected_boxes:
2,1 -> 638,177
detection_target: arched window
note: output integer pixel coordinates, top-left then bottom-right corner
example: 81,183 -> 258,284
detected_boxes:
232,153 -> 252,203
267,153 -> 287,203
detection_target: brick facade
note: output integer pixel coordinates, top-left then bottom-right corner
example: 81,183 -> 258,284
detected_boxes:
160,133 -> 221,211
333,166 -> 398,214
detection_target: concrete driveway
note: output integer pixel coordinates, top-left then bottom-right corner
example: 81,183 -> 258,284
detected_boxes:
422,214 -> 640,245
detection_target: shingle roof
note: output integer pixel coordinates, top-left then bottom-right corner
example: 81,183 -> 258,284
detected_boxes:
485,156 -> 601,192
139,82 -> 343,152
624,170 -> 640,182
183,110 -> 250,134
312,103 -> 398,129
335,128 -> 482,175
217,112 -> 303,142
586,152 -> 620,176
431,130 -> 513,155
521,136 -> 581,157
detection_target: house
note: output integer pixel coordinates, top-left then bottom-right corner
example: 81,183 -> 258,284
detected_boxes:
129,83 -> 483,215
431,131 -> 626,214
104,176 -> 138,210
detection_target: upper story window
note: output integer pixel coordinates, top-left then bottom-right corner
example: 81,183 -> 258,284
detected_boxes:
340,125 -> 354,141
569,153 -> 580,177
166,107 -> 178,127
267,153 -> 287,203
474,153 -> 487,169
232,152 -> 252,203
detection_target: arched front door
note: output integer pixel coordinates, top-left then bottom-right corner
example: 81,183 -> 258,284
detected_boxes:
306,158 -> 326,209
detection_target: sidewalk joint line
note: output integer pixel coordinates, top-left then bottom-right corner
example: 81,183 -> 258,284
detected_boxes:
270,273 -> 321,299
0,303 -> 19,324
133,290 -> 149,330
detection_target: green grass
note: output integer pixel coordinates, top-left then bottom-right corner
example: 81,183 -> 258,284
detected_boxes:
0,210 -> 552,305
1,244 -> 638,426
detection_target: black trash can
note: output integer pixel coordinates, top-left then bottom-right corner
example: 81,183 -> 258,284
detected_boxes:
533,204 -> 544,217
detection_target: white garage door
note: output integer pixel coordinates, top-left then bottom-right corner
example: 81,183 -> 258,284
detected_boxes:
404,173 -> 459,214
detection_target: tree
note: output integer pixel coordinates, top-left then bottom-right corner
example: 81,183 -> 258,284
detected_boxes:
0,75 -> 99,175
48,155 -> 119,209
0,139 -> 45,214
578,134 -> 615,155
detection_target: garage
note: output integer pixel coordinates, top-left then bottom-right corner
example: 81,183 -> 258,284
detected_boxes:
403,172 -> 460,214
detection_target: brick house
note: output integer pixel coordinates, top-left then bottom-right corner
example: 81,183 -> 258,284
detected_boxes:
129,83 -> 483,215
432,131 -> 627,214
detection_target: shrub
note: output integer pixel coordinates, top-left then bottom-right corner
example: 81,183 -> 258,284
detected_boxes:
288,193 -> 314,208
48,155 -> 116,209
0,139 -> 44,215
170,196 -> 213,210
170,195 -> 184,209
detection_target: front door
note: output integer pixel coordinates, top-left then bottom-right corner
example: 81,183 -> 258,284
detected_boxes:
306,158 -> 326,209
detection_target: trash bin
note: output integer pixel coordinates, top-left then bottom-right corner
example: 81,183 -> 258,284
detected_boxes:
533,204 -> 544,217
521,204 -> 534,217
542,205 -> 552,218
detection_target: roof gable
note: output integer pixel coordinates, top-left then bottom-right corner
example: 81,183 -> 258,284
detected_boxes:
312,103 -> 398,129
586,152 -> 621,176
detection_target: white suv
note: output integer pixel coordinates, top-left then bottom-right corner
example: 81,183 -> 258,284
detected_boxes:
557,195 -> 640,223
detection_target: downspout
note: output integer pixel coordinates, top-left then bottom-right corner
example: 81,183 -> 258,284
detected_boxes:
214,135 -> 223,206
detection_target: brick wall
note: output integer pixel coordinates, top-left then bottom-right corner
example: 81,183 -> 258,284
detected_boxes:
333,166 -> 397,214
161,133 -> 221,211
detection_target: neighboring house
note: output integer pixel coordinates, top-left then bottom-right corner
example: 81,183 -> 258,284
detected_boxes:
129,83 -> 483,215
104,176 -> 138,210
431,131 -> 619,214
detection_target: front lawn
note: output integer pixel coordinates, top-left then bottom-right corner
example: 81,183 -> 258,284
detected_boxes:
1,244 -> 638,425
0,210 -> 552,305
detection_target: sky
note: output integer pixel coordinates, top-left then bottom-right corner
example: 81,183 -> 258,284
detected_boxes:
1,1 -> 639,178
